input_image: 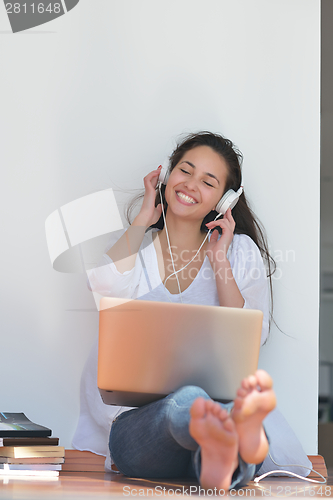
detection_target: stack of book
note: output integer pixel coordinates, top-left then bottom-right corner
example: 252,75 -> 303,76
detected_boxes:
0,412 -> 64,477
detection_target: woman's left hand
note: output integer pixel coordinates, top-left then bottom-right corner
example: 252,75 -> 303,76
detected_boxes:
205,208 -> 235,265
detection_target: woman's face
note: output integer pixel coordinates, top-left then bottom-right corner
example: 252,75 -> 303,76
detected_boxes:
165,145 -> 229,222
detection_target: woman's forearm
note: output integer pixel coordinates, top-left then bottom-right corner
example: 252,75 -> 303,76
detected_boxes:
212,258 -> 245,308
106,215 -> 148,274
106,166 -> 163,274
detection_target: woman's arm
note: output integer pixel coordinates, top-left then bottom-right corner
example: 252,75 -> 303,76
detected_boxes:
87,166 -> 163,297
206,214 -> 270,343
205,209 -> 245,308
229,234 -> 270,345
105,217 -> 148,274
106,166 -> 163,273
210,258 -> 245,308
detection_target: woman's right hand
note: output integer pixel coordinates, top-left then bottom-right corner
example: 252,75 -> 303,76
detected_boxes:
106,167 -> 163,271
133,166 -> 163,228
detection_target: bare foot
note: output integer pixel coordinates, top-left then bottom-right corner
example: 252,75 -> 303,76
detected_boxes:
231,370 -> 276,464
189,397 -> 239,490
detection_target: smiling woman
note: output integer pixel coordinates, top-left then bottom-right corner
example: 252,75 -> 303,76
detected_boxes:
158,145 -> 240,302
126,132 -> 275,306
77,131 -> 279,490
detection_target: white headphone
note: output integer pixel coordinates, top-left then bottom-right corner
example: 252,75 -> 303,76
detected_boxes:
158,160 -> 243,215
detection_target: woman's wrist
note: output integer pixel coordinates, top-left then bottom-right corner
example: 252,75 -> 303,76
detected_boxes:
210,257 -> 232,283
210,256 -> 245,308
207,249 -> 229,269
132,213 -> 151,229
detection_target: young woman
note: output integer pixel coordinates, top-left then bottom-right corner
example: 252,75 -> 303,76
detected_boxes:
76,132 -> 277,490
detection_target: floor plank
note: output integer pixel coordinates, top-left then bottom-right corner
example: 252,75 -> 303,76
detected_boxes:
0,451 -> 331,498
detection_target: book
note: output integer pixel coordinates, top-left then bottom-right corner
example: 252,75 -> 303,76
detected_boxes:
0,457 -> 65,464
0,467 -> 59,478
0,463 -> 62,471
0,413 -> 51,438
0,437 -> 59,447
0,446 -> 65,458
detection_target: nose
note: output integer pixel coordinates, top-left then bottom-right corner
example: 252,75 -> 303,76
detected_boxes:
184,176 -> 198,191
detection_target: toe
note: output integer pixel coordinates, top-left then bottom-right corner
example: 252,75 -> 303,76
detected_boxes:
218,407 -> 229,421
212,402 -> 222,416
237,387 -> 248,398
241,379 -> 250,391
247,375 -> 257,389
223,416 -> 236,433
190,397 -> 207,419
256,370 -> 273,390
205,399 -> 215,412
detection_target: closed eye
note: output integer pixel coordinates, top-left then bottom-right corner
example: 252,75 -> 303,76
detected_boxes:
180,166 -> 216,187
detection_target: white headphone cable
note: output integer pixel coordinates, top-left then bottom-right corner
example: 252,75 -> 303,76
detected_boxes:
157,184 -> 224,300
158,184 -> 183,302
163,212 -> 222,288
254,452 -> 327,484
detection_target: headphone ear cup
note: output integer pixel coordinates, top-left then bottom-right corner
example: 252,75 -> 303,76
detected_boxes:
158,160 -> 169,185
216,188 -> 242,215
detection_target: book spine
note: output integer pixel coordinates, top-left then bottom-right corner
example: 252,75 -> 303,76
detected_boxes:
0,447 -> 65,458
0,469 -> 59,477
0,457 -> 65,464
0,438 -> 59,447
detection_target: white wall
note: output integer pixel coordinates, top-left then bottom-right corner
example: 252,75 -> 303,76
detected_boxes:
0,0 -> 320,452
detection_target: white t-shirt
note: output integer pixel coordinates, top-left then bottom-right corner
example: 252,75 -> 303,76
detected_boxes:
72,229 -> 270,465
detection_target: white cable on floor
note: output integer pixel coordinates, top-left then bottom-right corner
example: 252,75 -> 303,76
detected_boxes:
254,452 -> 327,484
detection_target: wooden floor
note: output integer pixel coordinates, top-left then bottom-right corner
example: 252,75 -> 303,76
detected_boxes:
0,451 -> 331,498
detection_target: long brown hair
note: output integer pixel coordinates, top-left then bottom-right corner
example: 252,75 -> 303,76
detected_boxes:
126,131 -> 276,331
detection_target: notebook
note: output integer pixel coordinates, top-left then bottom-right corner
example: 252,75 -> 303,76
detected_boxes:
97,297 -> 263,407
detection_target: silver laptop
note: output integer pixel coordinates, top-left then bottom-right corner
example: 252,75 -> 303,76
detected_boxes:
97,297 -> 263,407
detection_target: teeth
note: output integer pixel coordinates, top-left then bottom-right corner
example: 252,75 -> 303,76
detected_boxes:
176,192 -> 196,204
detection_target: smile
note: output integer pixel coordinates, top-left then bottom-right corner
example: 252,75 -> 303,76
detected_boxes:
176,191 -> 197,204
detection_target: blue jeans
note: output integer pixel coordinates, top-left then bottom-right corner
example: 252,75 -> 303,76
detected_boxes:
109,385 -> 259,489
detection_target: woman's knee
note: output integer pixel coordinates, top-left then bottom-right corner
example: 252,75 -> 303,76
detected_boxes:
169,385 -> 210,405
